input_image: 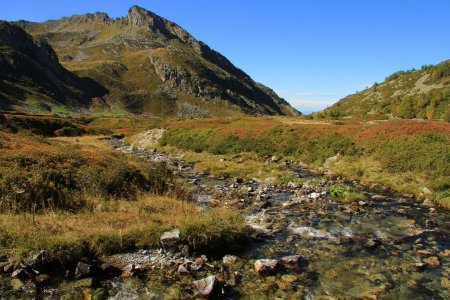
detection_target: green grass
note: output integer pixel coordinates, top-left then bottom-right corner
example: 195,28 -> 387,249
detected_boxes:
330,185 -> 365,203
160,125 -> 359,165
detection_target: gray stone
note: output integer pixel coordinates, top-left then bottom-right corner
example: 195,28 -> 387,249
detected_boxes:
192,275 -> 218,298
308,192 -> 320,199
280,255 -> 301,265
11,268 -> 27,280
177,264 -> 189,274
24,250 -> 46,270
254,259 -> 278,273
160,229 -> 181,249
75,261 -> 92,279
222,255 -> 238,266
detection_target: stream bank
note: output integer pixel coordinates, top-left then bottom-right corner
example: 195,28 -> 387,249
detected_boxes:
1,137 -> 448,299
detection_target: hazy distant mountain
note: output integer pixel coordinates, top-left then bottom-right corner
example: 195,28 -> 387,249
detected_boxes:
321,60 -> 450,120
6,5 -> 299,117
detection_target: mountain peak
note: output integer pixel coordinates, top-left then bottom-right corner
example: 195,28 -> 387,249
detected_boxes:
127,5 -> 155,26
6,7 -> 300,117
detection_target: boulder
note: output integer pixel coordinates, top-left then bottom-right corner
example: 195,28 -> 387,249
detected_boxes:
161,229 -> 181,250
222,255 -> 238,267
280,255 -> 301,266
192,275 -> 218,298
122,264 -> 135,277
414,262 -> 426,269
254,259 -> 279,273
75,261 -> 93,279
177,264 -> 190,274
24,250 -> 46,270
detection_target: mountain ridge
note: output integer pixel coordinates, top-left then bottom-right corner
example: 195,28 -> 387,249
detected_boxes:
3,5 -> 299,117
0,21 -> 106,113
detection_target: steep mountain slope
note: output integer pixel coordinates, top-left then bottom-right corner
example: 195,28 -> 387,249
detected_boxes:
321,60 -> 450,120
14,6 -> 299,117
0,21 -> 106,113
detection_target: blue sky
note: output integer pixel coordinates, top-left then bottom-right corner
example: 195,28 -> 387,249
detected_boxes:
1,1 -> 450,113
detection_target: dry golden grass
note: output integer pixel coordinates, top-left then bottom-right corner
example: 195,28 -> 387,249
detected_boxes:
0,130 -> 248,259
326,156 -> 427,196
0,195 -> 247,259
160,146 -> 294,181
51,135 -> 112,151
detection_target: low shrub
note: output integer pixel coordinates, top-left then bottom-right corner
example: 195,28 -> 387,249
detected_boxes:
54,126 -> 85,137
0,133 -> 177,212
330,185 -> 365,203
160,127 -> 360,165
369,132 -> 450,177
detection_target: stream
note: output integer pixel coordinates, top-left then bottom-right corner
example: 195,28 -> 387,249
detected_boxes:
1,138 -> 448,299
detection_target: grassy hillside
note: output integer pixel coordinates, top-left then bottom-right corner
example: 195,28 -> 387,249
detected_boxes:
153,117 -> 450,207
319,60 -> 450,120
10,6 -> 299,117
0,114 -> 247,259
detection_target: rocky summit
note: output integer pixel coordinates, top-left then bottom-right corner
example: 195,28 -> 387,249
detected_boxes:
2,5 -> 299,117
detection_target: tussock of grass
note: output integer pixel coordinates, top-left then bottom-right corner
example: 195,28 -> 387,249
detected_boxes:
0,196 -> 248,259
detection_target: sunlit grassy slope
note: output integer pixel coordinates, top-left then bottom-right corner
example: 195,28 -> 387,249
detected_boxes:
320,60 -> 450,120
155,116 -> 450,207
